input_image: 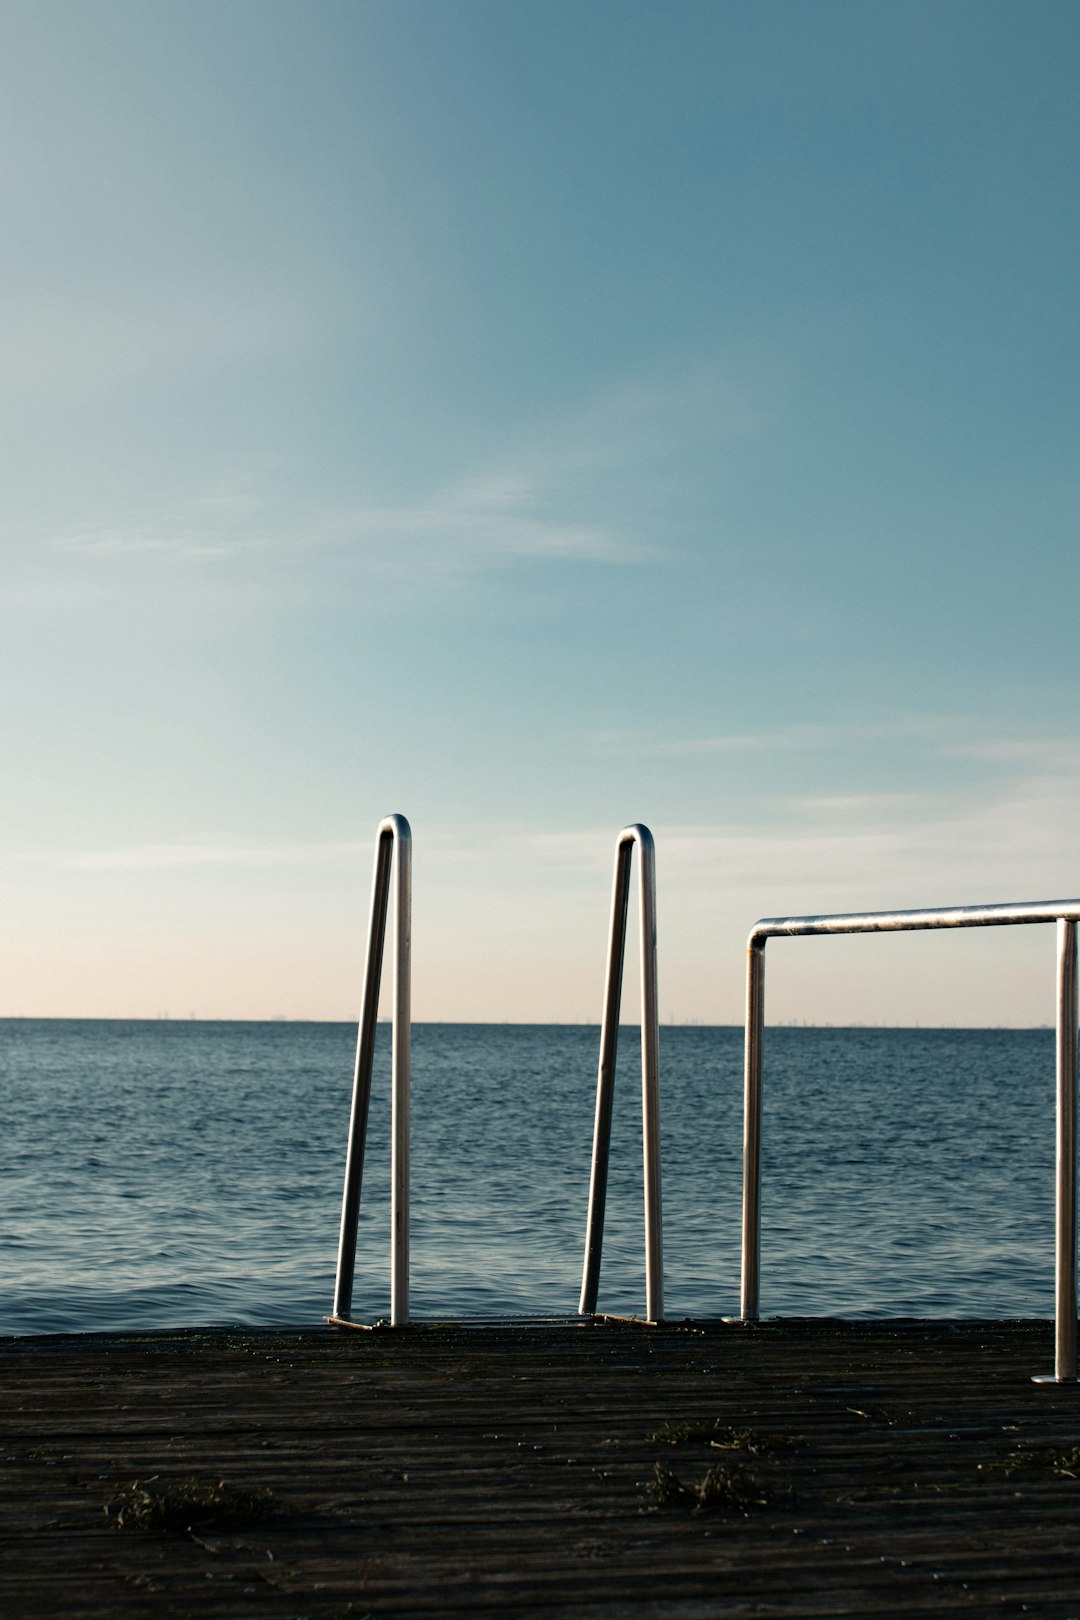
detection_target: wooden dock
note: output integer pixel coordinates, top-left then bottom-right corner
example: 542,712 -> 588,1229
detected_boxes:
3,1318 -> 1080,1616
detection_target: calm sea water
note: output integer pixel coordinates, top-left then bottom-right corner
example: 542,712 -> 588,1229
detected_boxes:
0,1020 -> 1059,1336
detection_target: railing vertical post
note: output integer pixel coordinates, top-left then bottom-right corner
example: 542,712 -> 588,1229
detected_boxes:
579,824 -> 663,1323
1054,917 -> 1077,1380
332,814 -> 411,1327
390,824 -> 411,1327
741,934 -> 765,1322
638,830 -> 663,1324
579,841 -> 632,1316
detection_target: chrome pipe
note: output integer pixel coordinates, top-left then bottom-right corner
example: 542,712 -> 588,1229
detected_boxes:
579,824 -> 663,1323
740,895 -> 1080,1373
638,829 -> 663,1325
579,839 -> 631,1316
751,898 -> 1080,945
332,814 -> 412,1326
1054,918 -> 1077,1381
390,819 -> 411,1327
740,937 -> 765,1322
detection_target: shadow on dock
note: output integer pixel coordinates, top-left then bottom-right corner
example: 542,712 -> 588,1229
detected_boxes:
2,1318 -> 1079,1616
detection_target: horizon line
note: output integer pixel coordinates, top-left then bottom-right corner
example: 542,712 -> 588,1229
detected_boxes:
0,1015 -> 1055,1032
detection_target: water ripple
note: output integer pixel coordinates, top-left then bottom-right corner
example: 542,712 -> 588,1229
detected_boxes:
0,1020 -> 1056,1333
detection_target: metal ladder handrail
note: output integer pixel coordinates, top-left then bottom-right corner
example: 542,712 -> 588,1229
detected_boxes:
741,898 -> 1080,1382
331,813 -> 412,1328
579,823 -> 664,1323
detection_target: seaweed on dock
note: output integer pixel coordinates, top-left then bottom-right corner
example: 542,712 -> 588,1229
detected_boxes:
105,1476 -> 279,1535
648,1418 -> 793,1454
646,1457 -> 781,1515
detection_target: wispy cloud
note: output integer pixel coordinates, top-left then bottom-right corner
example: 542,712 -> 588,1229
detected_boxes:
57,527 -> 240,562
63,840 -> 364,872
33,357 -> 774,617
333,477 -> 657,569
48,435 -> 659,596
594,714 -> 970,757
315,361 -> 772,579
944,735 -> 1080,767
511,751 -> 1080,917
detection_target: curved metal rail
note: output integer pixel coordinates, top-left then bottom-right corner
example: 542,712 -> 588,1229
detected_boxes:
579,824 -> 664,1323
331,813 -> 412,1328
741,899 -> 1080,1382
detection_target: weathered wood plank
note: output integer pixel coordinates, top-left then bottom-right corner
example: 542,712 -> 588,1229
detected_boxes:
2,1320 -> 1080,1616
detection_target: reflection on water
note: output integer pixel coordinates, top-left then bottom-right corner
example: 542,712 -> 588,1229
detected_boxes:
0,1020 -> 1056,1333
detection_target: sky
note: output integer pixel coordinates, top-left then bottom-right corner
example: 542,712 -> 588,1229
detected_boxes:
0,0 -> 1077,1025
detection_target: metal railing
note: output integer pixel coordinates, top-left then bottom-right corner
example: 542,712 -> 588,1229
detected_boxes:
331,813 -> 412,1328
741,899 -> 1080,1382
579,824 -> 664,1323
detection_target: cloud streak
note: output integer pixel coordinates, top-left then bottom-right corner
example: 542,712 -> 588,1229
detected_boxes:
513,752 -> 1080,919
47,423 -> 662,600
62,841 -> 365,872
595,714 -> 974,757
44,358 -> 769,594
57,527 -> 239,562
334,479 -> 656,569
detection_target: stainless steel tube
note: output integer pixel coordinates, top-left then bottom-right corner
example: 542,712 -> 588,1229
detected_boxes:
332,814 -> 412,1326
390,819 -> 412,1327
751,898 -> 1080,945
638,828 -> 663,1324
740,937 -> 765,1322
1054,917 -> 1077,1381
579,839 -> 632,1316
579,824 -> 664,1322
332,824 -> 392,1321
741,895 -> 1080,1362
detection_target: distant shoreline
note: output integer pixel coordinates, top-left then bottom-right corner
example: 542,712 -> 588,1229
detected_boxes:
0,1015 -> 1056,1030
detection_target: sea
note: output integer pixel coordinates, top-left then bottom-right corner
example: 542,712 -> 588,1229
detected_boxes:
0,1020 -> 1061,1337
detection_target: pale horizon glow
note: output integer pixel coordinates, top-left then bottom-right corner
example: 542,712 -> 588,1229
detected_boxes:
1,0 -> 1077,1027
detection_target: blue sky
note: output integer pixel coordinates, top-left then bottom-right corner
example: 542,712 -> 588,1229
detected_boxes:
1,0 -> 1077,1022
